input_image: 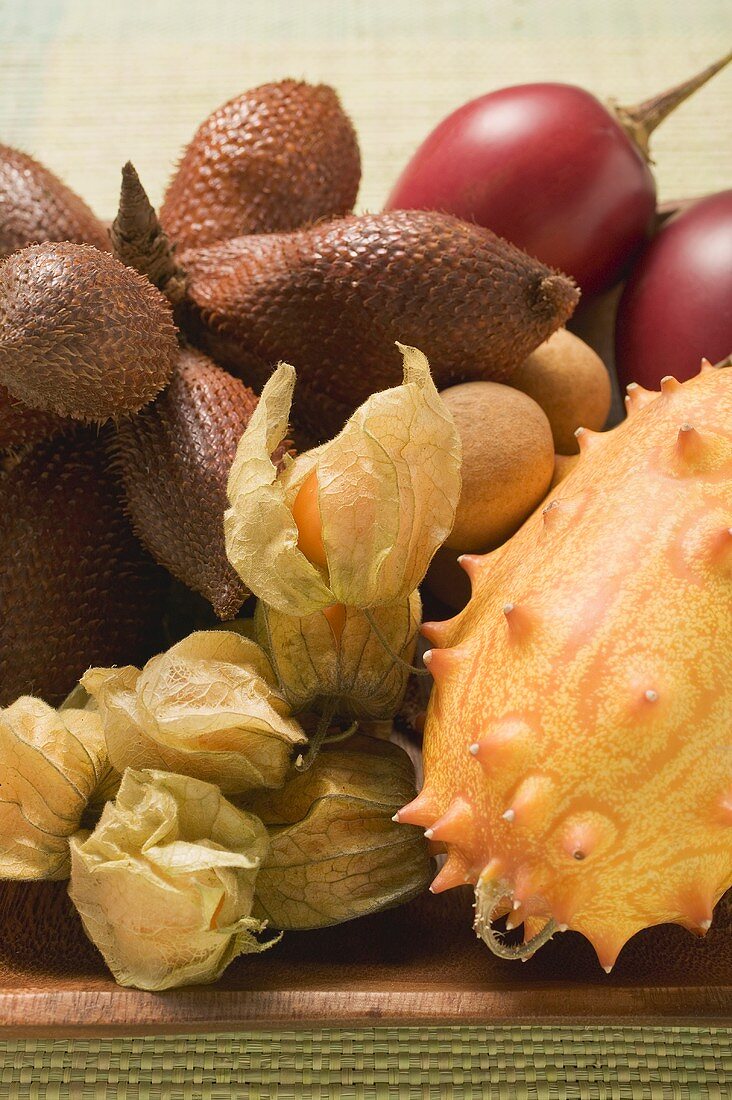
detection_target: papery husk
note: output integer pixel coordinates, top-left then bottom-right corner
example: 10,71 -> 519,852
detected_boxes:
245,736 -> 433,929
225,344 -> 461,616
255,592 -> 421,720
81,631 -> 306,795
0,697 -> 110,879
59,686 -> 122,815
69,768 -> 273,990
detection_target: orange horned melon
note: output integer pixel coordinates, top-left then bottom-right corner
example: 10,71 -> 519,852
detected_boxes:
400,362 -> 732,972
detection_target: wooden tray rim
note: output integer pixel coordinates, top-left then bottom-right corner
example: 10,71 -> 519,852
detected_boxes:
0,983 -> 729,1037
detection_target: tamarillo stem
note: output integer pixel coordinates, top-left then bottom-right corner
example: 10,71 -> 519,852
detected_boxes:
110,162 -> 187,304
612,50 -> 732,160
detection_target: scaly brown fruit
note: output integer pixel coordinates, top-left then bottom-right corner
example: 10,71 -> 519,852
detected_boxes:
0,383 -> 73,453
160,80 -> 361,250
0,243 -> 178,420
179,211 -> 579,439
0,430 -> 166,706
112,348 -> 258,620
0,144 -> 108,259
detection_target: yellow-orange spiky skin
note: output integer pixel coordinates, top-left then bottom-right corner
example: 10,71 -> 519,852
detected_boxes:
409,365 -> 732,972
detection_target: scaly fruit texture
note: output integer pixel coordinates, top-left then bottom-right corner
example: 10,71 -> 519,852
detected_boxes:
0,431 -> 165,706
160,80 -> 361,250
0,144 -> 108,258
400,363 -> 732,973
180,210 -> 579,439
0,243 -> 178,421
0,383 -> 72,453
113,348 -> 257,620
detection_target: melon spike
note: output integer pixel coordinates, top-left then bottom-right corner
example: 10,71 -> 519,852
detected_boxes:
427,796 -> 475,846
625,381 -> 658,414
423,646 -> 466,680
395,788 -> 439,827
675,423 -> 704,464
473,717 -> 533,772
660,374 -> 682,394
505,904 -> 528,931
430,850 -> 469,894
700,357 -> 715,373
677,887 -> 715,933
458,553 -> 488,585
481,857 -> 504,883
510,774 -> 555,825
589,925 -> 640,973
574,426 -> 602,452
502,602 -> 536,643
421,618 -> 456,646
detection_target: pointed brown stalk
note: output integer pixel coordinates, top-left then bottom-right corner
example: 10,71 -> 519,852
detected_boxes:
110,162 -> 188,304
612,50 -> 732,160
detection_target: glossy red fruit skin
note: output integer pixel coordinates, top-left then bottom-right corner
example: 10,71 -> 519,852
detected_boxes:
616,191 -> 732,389
385,83 -> 657,295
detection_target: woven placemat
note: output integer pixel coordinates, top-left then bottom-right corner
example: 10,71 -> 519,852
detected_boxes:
1,0 -> 729,219
0,1027 -> 729,1098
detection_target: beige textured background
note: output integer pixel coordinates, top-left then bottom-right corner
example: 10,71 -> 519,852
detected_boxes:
0,0 -> 730,221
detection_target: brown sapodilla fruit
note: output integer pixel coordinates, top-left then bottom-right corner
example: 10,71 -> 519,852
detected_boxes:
0,144 -> 109,259
179,210 -> 580,439
112,348 -> 256,620
160,80 -> 361,250
0,243 -> 179,420
0,430 -> 166,707
0,383 -> 73,453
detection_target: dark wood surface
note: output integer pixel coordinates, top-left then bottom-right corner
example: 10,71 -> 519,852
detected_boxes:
0,880 -> 728,1035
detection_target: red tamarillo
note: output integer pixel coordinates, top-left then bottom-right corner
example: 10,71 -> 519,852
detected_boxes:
386,53 -> 732,293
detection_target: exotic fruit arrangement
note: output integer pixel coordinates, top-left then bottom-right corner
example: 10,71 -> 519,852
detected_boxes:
0,59 -> 730,991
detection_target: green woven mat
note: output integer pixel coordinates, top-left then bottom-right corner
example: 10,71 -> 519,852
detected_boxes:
0,1027 -> 729,1098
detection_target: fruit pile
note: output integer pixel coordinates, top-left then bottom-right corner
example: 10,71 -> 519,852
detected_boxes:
0,59 -> 729,987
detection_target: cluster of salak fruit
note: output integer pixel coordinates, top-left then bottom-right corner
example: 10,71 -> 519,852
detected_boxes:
0,76 -> 729,984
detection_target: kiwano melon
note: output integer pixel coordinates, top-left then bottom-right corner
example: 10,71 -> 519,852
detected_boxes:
399,363 -> 732,972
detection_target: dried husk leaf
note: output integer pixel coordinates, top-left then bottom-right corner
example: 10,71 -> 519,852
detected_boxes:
225,344 -> 461,616
81,631 -> 306,795
224,364 -> 332,615
245,736 -> 433,929
69,768 -> 273,990
0,696 -> 110,879
59,686 -> 122,815
255,591 -> 421,720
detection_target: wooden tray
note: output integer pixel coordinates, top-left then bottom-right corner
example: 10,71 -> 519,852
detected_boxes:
1,282 -> 729,1039
0,879 -> 729,1037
